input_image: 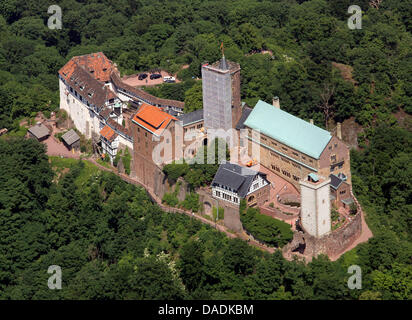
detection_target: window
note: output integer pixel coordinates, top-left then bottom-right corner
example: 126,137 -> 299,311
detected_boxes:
329,146 -> 332,150
331,154 -> 337,163
293,175 -> 300,181
282,147 -> 288,152
281,157 -> 289,164
282,170 -> 291,178
270,151 -> 279,158
334,143 -> 338,148
292,152 -> 299,157
271,165 -> 280,172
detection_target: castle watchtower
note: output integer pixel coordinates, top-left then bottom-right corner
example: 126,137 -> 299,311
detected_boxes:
299,173 -> 331,238
202,56 -> 241,132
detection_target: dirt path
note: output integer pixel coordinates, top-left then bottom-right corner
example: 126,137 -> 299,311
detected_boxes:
86,157 -> 277,254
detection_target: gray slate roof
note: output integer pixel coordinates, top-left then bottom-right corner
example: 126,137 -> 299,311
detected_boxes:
211,161 -> 268,198
28,123 -> 50,139
235,105 -> 252,130
341,198 -> 354,205
177,109 -> 204,126
330,174 -> 344,190
62,129 -> 80,146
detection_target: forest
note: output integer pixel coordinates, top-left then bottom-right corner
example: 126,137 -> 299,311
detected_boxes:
0,0 -> 411,131
0,0 -> 411,299
0,134 -> 410,300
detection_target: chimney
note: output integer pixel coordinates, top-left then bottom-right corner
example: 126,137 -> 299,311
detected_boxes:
310,119 -> 314,125
337,122 -> 342,140
272,96 -> 280,109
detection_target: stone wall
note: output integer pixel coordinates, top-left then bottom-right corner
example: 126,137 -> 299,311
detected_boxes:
224,205 -> 243,233
176,178 -> 189,202
198,189 -> 243,232
246,183 -> 270,207
283,191 -> 363,260
247,134 -> 316,189
318,135 -> 352,185
302,211 -> 362,258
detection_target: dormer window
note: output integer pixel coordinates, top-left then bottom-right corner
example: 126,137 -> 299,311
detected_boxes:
88,92 -> 94,98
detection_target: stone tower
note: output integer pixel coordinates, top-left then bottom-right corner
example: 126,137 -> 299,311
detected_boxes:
202,56 -> 242,132
299,173 -> 331,238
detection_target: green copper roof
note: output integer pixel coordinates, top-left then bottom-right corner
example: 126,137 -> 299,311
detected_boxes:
308,173 -> 319,182
243,100 -> 332,159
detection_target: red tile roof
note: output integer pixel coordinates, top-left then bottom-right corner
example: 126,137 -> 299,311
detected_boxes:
132,103 -> 177,136
100,125 -> 117,142
107,118 -> 132,138
71,52 -> 114,82
59,54 -> 117,109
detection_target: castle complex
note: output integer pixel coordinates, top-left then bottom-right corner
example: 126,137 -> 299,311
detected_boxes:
58,52 -> 362,259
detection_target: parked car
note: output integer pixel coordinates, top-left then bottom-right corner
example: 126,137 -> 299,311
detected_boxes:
150,73 -> 162,80
138,73 -> 148,80
163,76 -> 176,83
